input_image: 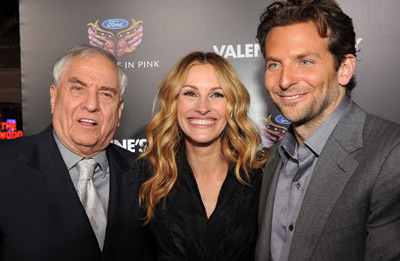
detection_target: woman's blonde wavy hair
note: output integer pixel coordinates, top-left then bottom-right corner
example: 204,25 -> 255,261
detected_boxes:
139,51 -> 269,222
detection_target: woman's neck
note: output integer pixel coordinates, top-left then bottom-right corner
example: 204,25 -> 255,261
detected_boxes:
184,139 -> 229,218
185,140 -> 228,178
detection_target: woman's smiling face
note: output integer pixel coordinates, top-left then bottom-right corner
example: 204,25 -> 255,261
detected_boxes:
177,63 -> 228,147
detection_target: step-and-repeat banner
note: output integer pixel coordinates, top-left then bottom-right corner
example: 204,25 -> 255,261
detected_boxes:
19,0 -> 400,151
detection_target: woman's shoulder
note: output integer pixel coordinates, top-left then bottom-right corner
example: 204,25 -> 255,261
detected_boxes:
248,167 -> 264,186
249,166 -> 264,175
234,166 -> 264,189
247,166 -> 264,179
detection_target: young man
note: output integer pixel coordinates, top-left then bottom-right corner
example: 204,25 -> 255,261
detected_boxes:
255,1 -> 400,260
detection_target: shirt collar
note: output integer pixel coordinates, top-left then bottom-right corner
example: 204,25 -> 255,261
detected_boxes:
53,131 -> 108,176
280,127 -> 297,160
279,95 -> 350,160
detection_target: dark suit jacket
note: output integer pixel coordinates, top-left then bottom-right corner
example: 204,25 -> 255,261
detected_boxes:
255,102 -> 400,261
0,126 -> 152,261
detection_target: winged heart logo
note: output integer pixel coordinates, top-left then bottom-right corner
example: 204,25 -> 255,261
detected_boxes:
87,18 -> 143,57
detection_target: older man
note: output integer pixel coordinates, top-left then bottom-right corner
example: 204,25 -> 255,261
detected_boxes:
0,45 -> 152,260
255,0 -> 400,260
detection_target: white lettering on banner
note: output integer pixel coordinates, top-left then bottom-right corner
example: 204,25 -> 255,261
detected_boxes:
213,39 -> 363,58
138,60 -> 159,68
117,61 -> 160,69
111,139 -> 147,152
125,61 -> 135,68
213,44 -> 261,58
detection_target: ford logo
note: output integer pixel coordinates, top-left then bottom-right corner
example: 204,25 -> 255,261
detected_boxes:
275,115 -> 291,125
102,19 -> 129,29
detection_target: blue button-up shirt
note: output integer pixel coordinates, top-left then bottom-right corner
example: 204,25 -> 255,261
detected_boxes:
271,96 -> 350,261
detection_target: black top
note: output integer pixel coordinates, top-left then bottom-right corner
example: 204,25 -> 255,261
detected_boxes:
146,150 -> 263,261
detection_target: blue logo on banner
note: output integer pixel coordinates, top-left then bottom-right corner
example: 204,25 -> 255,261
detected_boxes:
275,115 -> 291,125
102,19 -> 129,29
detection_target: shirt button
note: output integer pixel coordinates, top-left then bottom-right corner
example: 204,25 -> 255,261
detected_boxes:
295,182 -> 301,189
288,224 -> 294,231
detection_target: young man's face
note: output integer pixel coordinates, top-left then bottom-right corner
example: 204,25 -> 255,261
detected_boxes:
264,21 -> 347,127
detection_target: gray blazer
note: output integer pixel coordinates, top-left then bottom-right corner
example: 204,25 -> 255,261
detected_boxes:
255,101 -> 400,261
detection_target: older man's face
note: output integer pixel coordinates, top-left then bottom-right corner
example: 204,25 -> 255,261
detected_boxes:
50,54 -> 124,157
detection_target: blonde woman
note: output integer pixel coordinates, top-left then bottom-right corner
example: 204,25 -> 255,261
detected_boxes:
139,52 -> 269,260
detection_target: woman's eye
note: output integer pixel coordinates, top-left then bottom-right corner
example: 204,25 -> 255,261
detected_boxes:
211,92 -> 225,98
183,91 -> 196,97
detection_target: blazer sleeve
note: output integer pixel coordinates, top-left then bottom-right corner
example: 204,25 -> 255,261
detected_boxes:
365,141 -> 400,260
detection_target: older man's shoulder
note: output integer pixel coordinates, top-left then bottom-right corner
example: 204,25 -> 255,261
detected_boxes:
107,142 -> 138,163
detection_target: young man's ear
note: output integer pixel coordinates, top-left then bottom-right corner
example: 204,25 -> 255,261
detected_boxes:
337,54 -> 356,86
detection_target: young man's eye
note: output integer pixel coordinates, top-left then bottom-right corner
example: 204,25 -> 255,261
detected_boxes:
300,60 -> 312,65
267,63 -> 280,70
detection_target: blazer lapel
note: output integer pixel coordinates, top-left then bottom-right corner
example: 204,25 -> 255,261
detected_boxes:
289,102 -> 366,260
14,127 -> 100,259
101,145 -> 138,259
256,149 -> 282,261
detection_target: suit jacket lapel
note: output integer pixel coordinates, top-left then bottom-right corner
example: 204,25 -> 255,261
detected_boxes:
14,127 -> 100,259
101,145 -> 138,258
289,102 -> 366,260
256,149 -> 282,261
